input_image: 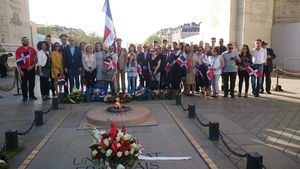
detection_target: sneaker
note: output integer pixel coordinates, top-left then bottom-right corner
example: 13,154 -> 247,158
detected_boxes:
238,93 -> 242,97
29,96 -> 38,101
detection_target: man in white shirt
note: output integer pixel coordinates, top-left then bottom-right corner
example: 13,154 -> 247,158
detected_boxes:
250,39 -> 267,97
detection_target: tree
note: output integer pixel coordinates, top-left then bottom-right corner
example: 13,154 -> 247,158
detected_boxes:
144,34 -> 162,45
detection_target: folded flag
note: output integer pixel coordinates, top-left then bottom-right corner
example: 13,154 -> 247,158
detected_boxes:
193,65 -> 202,77
176,54 -> 190,71
16,51 -> 30,65
136,64 -> 142,75
245,66 -> 262,78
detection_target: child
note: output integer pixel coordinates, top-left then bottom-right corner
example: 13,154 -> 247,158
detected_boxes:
103,50 -> 117,94
125,53 -> 138,93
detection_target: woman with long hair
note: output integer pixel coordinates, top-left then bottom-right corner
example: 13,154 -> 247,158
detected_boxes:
185,44 -> 197,96
51,42 -> 65,95
95,42 -> 105,86
238,44 -> 252,97
37,41 -> 51,100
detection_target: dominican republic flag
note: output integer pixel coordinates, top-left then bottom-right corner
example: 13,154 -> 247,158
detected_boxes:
206,67 -> 214,80
16,51 -> 30,65
245,66 -> 262,78
193,64 -> 202,77
102,0 -> 116,48
176,54 -> 190,71
136,64 -> 142,75
104,60 -> 117,71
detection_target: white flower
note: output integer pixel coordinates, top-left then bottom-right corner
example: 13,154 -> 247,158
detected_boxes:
117,143 -> 121,148
106,149 -> 112,157
91,150 -> 98,156
130,149 -> 135,155
116,164 -> 125,169
130,143 -> 137,148
116,136 -> 120,142
117,131 -> 124,138
104,139 -> 109,147
123,134 -> 131,141
117,151 -> 123,157
124,151 -> 129,156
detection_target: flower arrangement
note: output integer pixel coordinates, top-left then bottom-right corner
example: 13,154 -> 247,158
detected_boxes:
89,124 -> 142,169
66,88 -> 85,104
104,93 -> 132,104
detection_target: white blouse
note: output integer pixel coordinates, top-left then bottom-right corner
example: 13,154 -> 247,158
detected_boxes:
37,50 -> 49,67
82,53 -> 97,71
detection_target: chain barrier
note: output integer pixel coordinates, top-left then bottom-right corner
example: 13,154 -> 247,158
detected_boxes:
16,119 -> 35,136
0,68 -> 16,91
180,103 -> 189,111
195,114 -> 209,127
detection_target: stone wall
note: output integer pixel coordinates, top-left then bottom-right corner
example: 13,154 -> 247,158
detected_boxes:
273,0 -> 300,24
0,0 -> 31,52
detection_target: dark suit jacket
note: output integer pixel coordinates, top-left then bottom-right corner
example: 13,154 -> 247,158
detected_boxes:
266,48 -> 276,71
63,45 -> 82,71
137,52 -> 151,69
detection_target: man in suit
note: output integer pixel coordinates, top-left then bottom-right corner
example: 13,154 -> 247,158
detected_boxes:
63,36 -> 82,92
45,34 -> 56,96
60,34 -> 69,94
115,38 -> 127,92
261,41 -> 276,94
137,44 -> 151,87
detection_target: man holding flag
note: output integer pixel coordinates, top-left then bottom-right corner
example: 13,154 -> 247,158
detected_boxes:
15,37 -> 37,101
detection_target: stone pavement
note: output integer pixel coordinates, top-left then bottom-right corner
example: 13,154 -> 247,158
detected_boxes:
0,75 -> 300,169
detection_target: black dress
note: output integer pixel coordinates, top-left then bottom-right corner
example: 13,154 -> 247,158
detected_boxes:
170,51 -> 186,90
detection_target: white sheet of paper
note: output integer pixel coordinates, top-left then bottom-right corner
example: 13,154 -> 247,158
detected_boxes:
138,155 -> 192,161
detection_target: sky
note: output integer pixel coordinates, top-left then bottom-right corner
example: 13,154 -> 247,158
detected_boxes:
29,0 -> 207,45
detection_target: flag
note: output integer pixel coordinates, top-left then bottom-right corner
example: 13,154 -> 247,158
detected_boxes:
102,0 -> 116,47
176,54 -> 190,71
136,64 -> 142,75
193,64 -> 202,77
16,51 -> 30,65
104,60 -> 117,71
245,66 -> 262,78
206,67 -> 214,80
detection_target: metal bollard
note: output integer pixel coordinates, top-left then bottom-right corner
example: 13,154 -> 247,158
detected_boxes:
86,90 -> 91,103
209,121 -> 219,141
175,94 -> 181,105
247,152 -> 263,169
5,130 -> 19,151
52,96 -> 59,110
58,93 -> 65,104
35,110 -> 44,126
188,105 -> 195,118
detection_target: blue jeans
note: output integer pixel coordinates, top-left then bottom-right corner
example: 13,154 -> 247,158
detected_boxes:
127,76 -> 136,93
211,74 -> 220,96
251,64 -> 264,95
68,69 -> 80,91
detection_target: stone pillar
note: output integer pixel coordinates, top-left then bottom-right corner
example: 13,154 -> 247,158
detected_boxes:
0,0 -> 31,52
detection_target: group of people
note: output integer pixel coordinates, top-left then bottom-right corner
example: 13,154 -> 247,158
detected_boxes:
15,34 -> 276,101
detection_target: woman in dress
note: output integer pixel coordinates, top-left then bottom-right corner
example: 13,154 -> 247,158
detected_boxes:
170,42 -> 186,93
148,48 -> 161,90
196,46 -> 211,97
51,42 -> 65,95
37,41 -> 51,100
238,45 -> 252,98
185,45 -> 197,96
95,42 -> 105,86
82,44 -> 96,88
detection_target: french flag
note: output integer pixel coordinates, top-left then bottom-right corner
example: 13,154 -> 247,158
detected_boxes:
245,66 -> 262,78
16,51 -> 30,65
176,54 -> 190,71
102,0 -> 116,48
